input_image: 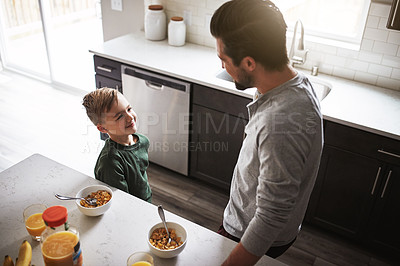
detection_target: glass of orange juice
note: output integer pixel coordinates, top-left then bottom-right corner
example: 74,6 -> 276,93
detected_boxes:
126,252 -> 154,266
23,204 -> 47,241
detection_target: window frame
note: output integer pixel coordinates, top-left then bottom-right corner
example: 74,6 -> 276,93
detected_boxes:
276,0 -> 371,51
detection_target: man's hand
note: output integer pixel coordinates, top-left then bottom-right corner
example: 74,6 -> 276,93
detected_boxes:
222,242 -> 261,266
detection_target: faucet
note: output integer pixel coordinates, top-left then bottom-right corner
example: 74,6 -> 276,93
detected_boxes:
289,20 -> 309,67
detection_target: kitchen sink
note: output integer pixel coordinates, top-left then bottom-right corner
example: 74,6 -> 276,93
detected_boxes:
309,78 -> 332,102
216,69 -> 234,83
215,69 -> 332,101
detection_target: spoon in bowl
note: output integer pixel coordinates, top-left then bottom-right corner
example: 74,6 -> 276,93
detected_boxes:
157,205 -> 172,245
55,193 -> 97,206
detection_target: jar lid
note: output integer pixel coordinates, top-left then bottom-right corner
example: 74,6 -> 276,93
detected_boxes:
42,205 -> 68,227
171,16 -> 183,22
148,5 -> 163,11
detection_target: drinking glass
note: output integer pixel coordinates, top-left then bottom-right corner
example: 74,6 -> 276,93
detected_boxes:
126,252 -> 154,266
23,204 -> 47,241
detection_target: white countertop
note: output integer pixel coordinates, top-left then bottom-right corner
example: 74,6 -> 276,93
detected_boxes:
90,32 -> 400,141
0,154 -> 284,266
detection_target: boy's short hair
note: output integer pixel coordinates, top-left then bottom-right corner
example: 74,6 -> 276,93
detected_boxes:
82,87 -> 119,125
210,0 -> 288,71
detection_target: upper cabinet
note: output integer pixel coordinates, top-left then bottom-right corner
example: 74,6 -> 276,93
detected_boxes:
372,0 -> 400,31
387,0 -> 400,30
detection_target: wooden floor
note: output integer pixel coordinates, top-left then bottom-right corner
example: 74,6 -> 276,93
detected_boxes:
0,70 -> 396,266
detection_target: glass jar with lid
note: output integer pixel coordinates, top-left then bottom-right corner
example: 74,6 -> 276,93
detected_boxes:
168,16 -> 186,46
145,5 -> 167,41
41,206 -> 83,266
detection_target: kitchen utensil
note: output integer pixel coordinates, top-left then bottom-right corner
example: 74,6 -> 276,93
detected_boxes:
55,193 -> 97,206
157,205 -> 171,245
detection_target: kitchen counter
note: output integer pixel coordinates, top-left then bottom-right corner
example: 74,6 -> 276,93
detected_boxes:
90,31 -> 400,141
0,154 -> 285,266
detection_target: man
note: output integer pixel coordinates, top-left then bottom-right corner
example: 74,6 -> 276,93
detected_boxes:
210,0 -> 323,265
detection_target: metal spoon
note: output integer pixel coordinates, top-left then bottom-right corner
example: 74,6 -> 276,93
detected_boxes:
157,205 -> 172,245
55,193 -> 97,206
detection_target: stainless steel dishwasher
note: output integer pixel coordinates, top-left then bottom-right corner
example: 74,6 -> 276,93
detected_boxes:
121,65 -> 191,175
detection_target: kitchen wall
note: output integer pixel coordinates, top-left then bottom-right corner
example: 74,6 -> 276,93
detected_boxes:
101,0 -> 144,41
102,1 -> 400,92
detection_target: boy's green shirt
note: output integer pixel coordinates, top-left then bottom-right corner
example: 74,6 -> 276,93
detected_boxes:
95,133 -> 152,202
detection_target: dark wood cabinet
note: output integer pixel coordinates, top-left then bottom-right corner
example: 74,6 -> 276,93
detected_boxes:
306,120 -> 400,258
307,145 -> 382,238
93,55 -> 122,140
190,84 -> 251,191
93,55 -> 122,91
367,164 -> 400,257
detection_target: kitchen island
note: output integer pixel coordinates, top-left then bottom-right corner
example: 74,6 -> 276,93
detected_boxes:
0,154 -> 285,266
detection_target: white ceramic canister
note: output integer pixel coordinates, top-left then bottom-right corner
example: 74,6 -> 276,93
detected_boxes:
145,5 -> 166,41
168,16 -> 186,46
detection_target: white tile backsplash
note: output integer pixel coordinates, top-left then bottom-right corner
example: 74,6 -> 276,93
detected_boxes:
392,68 -> 400,80
370,3 -> 391,17
160,1 -> 399,91
368,63 -> 392,77
388,31 -> 400,44
364,27 -> 389,41
373,41 -> 398,55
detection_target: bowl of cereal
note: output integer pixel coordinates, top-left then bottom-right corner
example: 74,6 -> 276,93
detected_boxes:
148,221 -> 187,258
75,185 -> 113,216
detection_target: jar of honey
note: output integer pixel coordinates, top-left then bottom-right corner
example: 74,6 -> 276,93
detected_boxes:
41,206 -> 83,266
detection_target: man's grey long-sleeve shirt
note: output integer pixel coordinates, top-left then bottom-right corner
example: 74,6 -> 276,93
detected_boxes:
223,71 -> 323,256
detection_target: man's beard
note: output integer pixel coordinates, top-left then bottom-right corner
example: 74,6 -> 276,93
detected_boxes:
234,70 -> 253,91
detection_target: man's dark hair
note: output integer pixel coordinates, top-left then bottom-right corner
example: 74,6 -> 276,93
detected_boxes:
210,0 -> 289,71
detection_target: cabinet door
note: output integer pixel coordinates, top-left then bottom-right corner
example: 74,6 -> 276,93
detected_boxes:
367,164 -> 400,256
190,104 -> 247,191
306,145 -> 383,239
94,75 -> 123,140
95,74 -> 122,93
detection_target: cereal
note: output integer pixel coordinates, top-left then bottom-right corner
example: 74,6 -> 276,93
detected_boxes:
80,190 -> 111,208
149,228 -> 183,250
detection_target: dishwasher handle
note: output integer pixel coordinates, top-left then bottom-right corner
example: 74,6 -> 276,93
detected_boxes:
145,80 -> 163,91
122,65 -> 190,93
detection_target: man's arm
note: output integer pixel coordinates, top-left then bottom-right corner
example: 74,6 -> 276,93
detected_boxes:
222,242 -> 261,266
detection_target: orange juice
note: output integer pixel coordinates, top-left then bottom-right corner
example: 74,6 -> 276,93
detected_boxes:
131,262 -> 152,266
41,231 -> 82,266
25,213 -> 46,237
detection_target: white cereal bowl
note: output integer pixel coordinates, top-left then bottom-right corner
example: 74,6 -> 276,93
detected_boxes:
75,185 -> 113,216
147,221 -> 187,258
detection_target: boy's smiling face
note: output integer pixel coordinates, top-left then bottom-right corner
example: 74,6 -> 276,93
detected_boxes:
97,93 -> 137,138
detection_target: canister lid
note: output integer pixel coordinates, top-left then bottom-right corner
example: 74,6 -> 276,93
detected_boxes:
148,5 -> 163,10
171,16 -> 183,22
42,205 -> 68,227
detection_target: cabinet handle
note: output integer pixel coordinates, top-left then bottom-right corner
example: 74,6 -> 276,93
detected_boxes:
371,167 -> 381,195
97,66 -> 113,72
380,170 -> 392,198
377,149 -> 400,159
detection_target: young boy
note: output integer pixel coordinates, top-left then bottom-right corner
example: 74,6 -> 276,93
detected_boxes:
82,87 -> 152,202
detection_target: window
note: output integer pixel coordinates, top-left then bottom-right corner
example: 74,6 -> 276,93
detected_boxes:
274,0 -> 370,49
0,0 -> 103,91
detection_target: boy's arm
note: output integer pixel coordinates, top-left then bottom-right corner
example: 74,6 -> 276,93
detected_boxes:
95,158 -> 129,193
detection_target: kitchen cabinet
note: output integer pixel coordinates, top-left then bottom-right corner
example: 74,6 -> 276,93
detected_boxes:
93,55 -> 122,140
94,55 -> 122,92
190,84 -> 251,191
305,121 -> 400,258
